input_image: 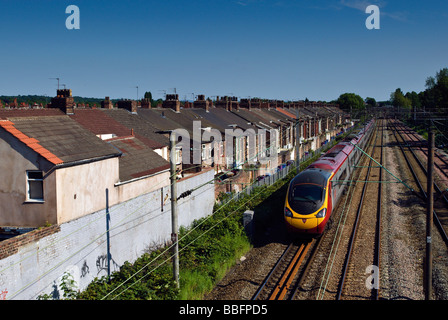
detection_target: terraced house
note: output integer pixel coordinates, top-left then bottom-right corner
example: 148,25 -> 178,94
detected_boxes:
0,88 -> 349,299
0,89 -> 215,299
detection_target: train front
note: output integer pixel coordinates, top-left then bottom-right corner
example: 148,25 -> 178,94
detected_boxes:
284,169 -> 331,237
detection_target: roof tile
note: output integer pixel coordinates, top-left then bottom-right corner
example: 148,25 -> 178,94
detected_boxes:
0,120 -> 14,126
0,119 -> 67,165
21,137 -> 40,145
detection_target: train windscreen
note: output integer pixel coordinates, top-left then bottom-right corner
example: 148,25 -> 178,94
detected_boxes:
289,183 -> 324,215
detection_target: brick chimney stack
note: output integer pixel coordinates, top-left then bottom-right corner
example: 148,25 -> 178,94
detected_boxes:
141,98 -> 151,109
240,99 -> 251,110
215,96 -> 227,110
261,100 -> 270,109
101,96 -> 114,109
230,96 -> 239,111
49,89 -> 75,114
162,94 -> 180,113
193,94 -> 209,112
117,99 -> 137,113
277,100 -> 285,108
250,98 -> 261,109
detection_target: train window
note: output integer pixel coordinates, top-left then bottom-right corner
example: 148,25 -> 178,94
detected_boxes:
292,185 -> 322,202
289,183 -> 324,215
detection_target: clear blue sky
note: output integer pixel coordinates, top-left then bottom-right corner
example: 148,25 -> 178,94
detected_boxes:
1,0 -> 447,102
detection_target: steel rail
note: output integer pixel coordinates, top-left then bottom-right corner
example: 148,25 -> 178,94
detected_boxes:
373,119 -> 384,300
252,240 -> 313,300
290,235 -> 323,299
251,243 -> 294,300
269,241 -> 312,300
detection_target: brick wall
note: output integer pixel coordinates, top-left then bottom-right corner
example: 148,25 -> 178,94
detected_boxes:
0,225 -> 60,260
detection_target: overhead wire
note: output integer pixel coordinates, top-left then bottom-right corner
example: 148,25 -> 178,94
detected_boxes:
104,124 -> 346,300
100,127 -> 297,299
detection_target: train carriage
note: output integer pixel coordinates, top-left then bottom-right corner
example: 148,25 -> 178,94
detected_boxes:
284,120 -> 374,237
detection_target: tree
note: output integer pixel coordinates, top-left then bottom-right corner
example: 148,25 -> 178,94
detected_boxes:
144,91 -> 153,101
390,88 -> 411,108
405,91 -> 421,109
365,97 -> 377,108
336,93 -> 365,112
423,68 -> 448,112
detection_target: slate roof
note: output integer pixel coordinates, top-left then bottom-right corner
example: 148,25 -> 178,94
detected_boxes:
138,108 -> 215,143
0,119 -> 63,165
107,136 -> 170,182
230,108 -> 276,130
0,109 -> 170,182
100,109 -> 169,149
0,108 -> 65,120
276,108 -> 297,120
148,108 -> 217,135
256,109 -> 292,126
69,109 -> 133,137
189,107 -> 255,132
137,108 -> 187,133
5,116 -> 121,164
68,109 -> 170,182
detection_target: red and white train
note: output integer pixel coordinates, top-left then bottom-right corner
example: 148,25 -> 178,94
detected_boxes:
284,120 -> 375,237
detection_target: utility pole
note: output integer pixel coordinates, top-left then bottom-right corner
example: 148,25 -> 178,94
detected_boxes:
295,107 -> 301,171
425,130 -> 434,300
169,132 -> 180,288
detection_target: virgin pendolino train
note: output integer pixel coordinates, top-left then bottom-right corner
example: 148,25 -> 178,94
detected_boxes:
284,120 -> 374,237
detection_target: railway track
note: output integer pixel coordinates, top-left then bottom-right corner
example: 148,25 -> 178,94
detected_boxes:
389,120 -> 448,246
208,118 -> 448,300
335,119 -> 384,300
252,240 -> 316,300
252,122 -> 379,300
400,123 -> 448,183
397,123 -> 448,207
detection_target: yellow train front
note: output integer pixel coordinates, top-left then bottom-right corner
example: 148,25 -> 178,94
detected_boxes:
284,168 -> 333,237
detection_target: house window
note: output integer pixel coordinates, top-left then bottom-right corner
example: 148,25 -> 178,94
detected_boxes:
26,171 -> 44,202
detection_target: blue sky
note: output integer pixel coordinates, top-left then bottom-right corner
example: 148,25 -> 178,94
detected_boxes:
1,0 -> 447,102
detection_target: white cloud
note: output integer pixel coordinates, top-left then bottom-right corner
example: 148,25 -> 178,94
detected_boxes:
339,0 -> 408,22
